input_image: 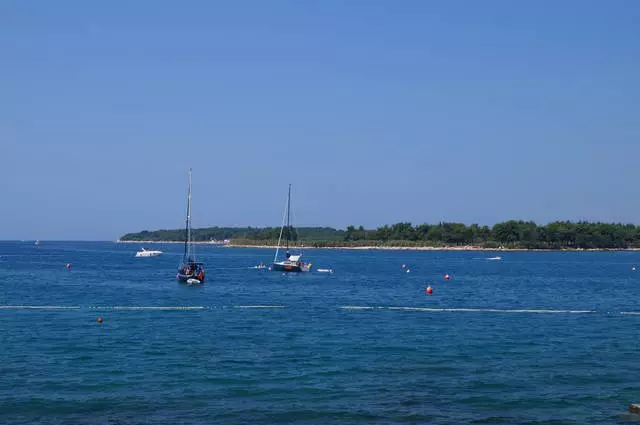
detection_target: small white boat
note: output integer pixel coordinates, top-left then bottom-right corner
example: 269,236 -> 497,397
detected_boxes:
317,268 -> 333,273
135,247 -> 163,257
487,256 -> 502,261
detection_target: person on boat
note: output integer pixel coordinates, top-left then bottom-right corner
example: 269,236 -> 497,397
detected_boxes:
285,251 -> 291,260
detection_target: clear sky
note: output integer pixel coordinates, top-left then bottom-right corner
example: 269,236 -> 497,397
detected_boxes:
2,1 -> 639,240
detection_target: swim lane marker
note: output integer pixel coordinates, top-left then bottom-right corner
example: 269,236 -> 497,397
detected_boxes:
339,306 -> 596,314
0,305 -> 638,315
0,305 -> 81,309
88,306 -> 206,310
233,305 -> 287,309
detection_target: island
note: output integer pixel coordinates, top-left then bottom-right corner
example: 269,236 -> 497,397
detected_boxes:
118,221 -> 640,250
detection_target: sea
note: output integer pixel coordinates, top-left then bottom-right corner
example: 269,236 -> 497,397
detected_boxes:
0,241 -> 638,424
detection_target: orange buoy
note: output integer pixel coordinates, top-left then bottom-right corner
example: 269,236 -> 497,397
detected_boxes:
426,285 -> 433,295
97,317 -> 103,323
444,274 -> 450,280
66,263 -> 72,269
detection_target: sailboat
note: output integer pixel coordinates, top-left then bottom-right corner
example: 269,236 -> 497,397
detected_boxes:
272,184 -> 311,273
176,169 -> 206,284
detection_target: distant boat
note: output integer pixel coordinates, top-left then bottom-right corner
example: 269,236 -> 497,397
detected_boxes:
272,184 -> 311,273
176,169 -> 206,284
488,256 -> 502,261
135,247 -> 163,257
34,240 -> 40,246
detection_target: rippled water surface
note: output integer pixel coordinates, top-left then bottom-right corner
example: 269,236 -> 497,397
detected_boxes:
1,241 -> 639,424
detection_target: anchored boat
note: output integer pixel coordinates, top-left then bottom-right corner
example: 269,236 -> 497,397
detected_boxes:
272,184 -> 310,273
176,169 -> 206,284
135,247 -> 163,257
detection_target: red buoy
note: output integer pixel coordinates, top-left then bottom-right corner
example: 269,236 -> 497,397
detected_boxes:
66,263 -> 72,269
426,285 -> 433,295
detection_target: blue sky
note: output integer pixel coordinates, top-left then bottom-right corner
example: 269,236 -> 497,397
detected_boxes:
2,1 -> 639,240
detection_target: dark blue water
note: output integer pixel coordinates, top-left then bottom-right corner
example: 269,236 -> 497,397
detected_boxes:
1,242 -> 639,424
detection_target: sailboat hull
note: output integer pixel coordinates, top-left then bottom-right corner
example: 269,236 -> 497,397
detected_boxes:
272,262 -> 309,273
177,262 -> 205,284
177,273 -> 204,284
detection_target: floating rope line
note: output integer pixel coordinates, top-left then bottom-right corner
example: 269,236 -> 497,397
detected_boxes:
88,306 -> 206,310
340,306 -> 597,314
0,305 -> 81,310
0,305 -> 637,315
233,305 -> 287,309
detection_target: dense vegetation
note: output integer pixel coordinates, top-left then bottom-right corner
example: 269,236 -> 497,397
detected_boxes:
120,221 -> 640,250
120,227 -> 345,243
341,221 -> 640,249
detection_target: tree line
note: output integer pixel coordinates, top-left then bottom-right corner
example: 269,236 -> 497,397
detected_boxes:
120,221 -> 640,249
120,226 -> 345,243
343,221 -> 640,249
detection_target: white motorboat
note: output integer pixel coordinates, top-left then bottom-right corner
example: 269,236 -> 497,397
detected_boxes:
135,247 -> 163,257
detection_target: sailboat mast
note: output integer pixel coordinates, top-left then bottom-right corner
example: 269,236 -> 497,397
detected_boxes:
274,191 -> 288,263
286,184 -> 291,251
183,168 -> 192,261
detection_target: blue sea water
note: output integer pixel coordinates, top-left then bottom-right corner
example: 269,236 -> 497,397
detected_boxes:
0,241 -> 639,424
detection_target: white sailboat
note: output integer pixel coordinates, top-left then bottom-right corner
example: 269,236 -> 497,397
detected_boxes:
176,169 -> 206,284
272,184 -> 311,273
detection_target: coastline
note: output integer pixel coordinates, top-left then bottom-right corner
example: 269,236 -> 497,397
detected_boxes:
115,241 -> 640,252
117,240 -> 225,245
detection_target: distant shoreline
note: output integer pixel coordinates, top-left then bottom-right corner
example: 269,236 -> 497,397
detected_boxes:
115,240 -> 640,252
118,240 -> 225,245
